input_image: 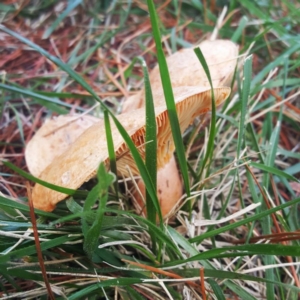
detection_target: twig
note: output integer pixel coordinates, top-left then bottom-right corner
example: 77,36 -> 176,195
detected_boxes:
26,182 -> 56,300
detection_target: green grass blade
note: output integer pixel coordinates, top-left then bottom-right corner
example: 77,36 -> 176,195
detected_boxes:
83,163 -> 115,258
0,83 -> 70,114
104,110 -> 118,197
251,42 -> 300,87
0,235 -> 78,264
261,58 -> 286,299
250,162 -> 299,183
2,161 -> 86,197
68,278 -> 145,300
225,281 -> 257,300
175,268 -> 300,295
139,57 -> 159,225
163,244 -> 300,265
193,47 -> 216,179
74,28 -> 122,66
125,286 -> 146,300
237,56 -> 252,160
42,0 -> 83,39
146,0 -> 190,198
8,104 -> 25,145
111,117 -> 162,225
205,269 -> 300,294
246,122 -> 265,163
107,209 -> 180,257
189,196 -> 300,243
231,16 -> 248,43
0,194 -> 58,218
207,278 -> 226,300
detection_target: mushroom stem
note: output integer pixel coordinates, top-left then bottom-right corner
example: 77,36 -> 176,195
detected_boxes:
132,156 -> 183,218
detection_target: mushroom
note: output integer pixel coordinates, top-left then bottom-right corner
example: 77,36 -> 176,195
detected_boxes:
26,39 -> 238,216
123,39 -> 238,217
31,86 -> 230,212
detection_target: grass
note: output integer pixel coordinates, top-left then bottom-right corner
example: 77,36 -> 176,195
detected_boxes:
1,0 -> 300,299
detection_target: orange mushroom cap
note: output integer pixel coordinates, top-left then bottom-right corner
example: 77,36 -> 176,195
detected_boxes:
25,114 -> 99,177
122,39 -> 238,112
